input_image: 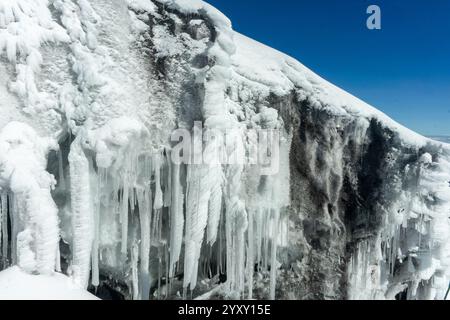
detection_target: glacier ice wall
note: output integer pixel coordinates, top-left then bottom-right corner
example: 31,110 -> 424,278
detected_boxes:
0,0 -> 449,300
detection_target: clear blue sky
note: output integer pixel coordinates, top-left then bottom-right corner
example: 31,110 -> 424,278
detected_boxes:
206,0 -> 450,136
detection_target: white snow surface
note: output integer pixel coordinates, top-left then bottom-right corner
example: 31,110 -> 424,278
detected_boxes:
0,266 -> 98,300
0,0 -> 449,300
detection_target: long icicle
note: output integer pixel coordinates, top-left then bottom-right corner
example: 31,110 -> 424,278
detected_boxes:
206,179 -> 223,246
169,160 -> 184,277
132,240 -> 139,300
58,148 -> 66,190
247,209 -> 254,299
1,195 -> 6,266
10,195 -> 17,266
183,132 -> 211,291
91,167 -> 102,287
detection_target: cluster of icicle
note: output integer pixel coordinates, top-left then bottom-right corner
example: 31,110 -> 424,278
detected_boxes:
0,0 -> 290,300
348,151 -> 450,300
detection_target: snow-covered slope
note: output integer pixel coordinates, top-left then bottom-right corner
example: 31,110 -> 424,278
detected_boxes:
0,0 -> 449,300
0,266 -> 98,300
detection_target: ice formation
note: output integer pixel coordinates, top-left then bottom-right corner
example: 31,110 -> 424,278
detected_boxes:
0,0 -> 449,300
0,266 -> 98,300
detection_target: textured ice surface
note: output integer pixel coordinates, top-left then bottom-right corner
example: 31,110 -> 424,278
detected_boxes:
0,0 -> 449,300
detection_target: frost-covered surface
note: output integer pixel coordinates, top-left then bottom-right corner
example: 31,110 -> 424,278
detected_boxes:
0,266 -> 98,300
0,122 -> 59,275
0,0 -> 449,300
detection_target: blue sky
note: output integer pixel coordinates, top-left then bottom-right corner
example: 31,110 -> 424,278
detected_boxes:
206,0 -> 450,136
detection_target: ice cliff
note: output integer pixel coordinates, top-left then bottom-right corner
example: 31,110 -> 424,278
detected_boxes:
0,0 -> 449,300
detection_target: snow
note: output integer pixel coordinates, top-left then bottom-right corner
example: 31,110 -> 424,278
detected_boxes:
0,266 -> 98,300
0,0 -> 448,301
231,32 -> 441,148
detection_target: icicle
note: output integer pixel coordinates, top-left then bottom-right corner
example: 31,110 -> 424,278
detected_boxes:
121,183 -> 129,255
169,162 -> 184,277
225,205 -> 235,292
132,240 -> 139,300
255,207 -> 262,271
157,245 -> 162,299
0,192 -> 4,266
152,208 -> 161,243
263,209 -> 270,270
10,195 -> 17,266
1,202 -> 5,265
237,219 -> 246,296
165,243 -> 169,298
190,256 -> 200,291
55,239 -> 61,272
202,130 -> 224,247
69,137 -> 95,288
218,211 -> 224,275
58,148 -> 66,190
91,168 -> 102,287
206,179 -> 223,246
225,198 -> 248,296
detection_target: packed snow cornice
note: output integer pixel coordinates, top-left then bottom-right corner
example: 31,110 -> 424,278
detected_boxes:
0,0 -> 449,300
